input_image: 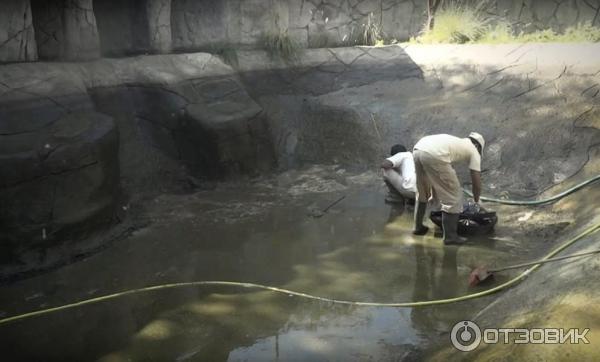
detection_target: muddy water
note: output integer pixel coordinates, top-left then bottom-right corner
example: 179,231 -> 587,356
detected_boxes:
0,171 -> 549,361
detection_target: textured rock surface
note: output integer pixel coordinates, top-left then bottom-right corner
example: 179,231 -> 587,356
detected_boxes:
0,0 -> 37,62
1,43 -> 598,287
234,44 -> 600,197
82,54 -> 275,186
172,0 -> 244,51
494,0 -> 600,31
0,52 -> 276,248
94,0 -> 149,57
146,0 -> 173,53
94,0 -> 173,56
2,0 -> 600,61
166,0 -> 600,51
288,0 -> 424,47
31,0 -> 100,61
0,61 -> 116,246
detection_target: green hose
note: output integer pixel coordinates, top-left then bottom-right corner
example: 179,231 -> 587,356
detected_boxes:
464,174 -> 600,205
1,221 -> 599,326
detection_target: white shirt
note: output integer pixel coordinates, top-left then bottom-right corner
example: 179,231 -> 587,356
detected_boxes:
414,134 -> 481,171
383,151 -> 416,192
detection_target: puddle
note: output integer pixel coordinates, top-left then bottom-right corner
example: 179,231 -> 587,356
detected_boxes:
0,171 -> 557,361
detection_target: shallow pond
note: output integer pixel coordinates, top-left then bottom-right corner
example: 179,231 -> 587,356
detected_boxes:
0,169 -> 552,361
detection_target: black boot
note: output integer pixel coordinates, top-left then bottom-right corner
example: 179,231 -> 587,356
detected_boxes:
413,202 -> 429,235
442,212 -> 467,245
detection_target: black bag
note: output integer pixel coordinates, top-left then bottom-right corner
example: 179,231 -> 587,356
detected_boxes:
429,204 -> 498,235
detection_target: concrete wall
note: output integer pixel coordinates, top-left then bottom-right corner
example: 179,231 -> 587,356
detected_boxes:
0,0 -> 37,62
494,0 -> 600,32
2,0 -> 600,63
31,0 -> 101,61
0,53 -> 276,247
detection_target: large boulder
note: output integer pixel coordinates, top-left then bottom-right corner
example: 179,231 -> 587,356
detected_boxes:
0,111 -> 119,247
0,64 -> 118,249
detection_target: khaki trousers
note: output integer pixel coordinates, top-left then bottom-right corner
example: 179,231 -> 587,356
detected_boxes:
413,149 -> 463,214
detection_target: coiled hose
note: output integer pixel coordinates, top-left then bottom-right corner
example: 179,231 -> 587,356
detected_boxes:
464,174 -> 600,205
1,176 -> 599,326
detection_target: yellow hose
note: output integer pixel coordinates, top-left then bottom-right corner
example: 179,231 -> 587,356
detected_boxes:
1,222 -> 599,326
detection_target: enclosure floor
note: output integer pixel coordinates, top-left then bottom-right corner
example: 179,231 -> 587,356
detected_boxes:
0,166 -> 571,361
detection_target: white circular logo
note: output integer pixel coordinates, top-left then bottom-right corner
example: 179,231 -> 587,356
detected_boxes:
451,320 -> 482,352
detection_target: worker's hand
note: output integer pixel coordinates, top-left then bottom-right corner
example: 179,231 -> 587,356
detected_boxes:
466,199 -> 481,214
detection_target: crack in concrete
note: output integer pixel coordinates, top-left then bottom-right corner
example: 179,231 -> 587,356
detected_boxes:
581,83 -> 599,96
325,48 -> 365,67
123,83 -> 191,103
505,43 -> 527,57
3,160 -> 100,189
508,65 -> 567,100
482,76 -> 506,92
487,64 -> 520,75
461,76 -> 487,93
572,106 -> 596,128
582,0 -> 600,25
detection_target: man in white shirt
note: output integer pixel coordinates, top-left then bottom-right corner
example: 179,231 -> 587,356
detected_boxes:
381,144 -> 417,204
412,132 -> 485,245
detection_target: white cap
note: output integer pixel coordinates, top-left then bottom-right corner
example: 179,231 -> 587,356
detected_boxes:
469,132 -> 485,153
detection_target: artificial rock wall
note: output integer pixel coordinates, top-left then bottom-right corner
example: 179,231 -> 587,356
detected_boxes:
2,0 -> 600,62
0,0 -> 37,62
31,0 -> 100,61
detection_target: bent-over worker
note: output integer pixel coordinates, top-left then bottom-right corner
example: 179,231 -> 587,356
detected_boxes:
381,144 -> 416,204
412,132 -> 485,245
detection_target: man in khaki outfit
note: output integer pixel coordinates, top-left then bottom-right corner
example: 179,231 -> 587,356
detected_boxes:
412,132 -> 485,245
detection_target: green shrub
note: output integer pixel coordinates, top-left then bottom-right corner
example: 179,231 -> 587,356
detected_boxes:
560,22 -> 600,42
485,22 -> 600,44
517,28 -> 559,42
417,2 -> 489,44
345,13 -> 384,46
415,0 -> 600,44
263,30 -> 302,62
477,21 -> 514,43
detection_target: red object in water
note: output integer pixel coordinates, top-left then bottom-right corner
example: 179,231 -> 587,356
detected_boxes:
468,267 -> 493,287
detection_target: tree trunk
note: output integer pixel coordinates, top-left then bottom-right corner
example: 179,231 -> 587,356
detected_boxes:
426,0 -> 443,31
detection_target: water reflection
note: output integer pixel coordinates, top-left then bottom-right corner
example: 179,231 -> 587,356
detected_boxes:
0,189 -> 537,361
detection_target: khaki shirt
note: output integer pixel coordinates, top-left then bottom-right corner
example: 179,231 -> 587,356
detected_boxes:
414,134 -> 481,171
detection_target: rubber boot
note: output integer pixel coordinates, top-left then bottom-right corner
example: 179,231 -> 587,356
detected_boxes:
442,212 -> 467,245
413,202 -> 429,235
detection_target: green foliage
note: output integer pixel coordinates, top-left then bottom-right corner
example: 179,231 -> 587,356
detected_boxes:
262,30 -> 302,62
415,0 -> 600,45
417,2 -> 490,44
479,22 -> 600,44
551,22 -> 600,42
476,21 -> 514,43
345,13 -> 384,46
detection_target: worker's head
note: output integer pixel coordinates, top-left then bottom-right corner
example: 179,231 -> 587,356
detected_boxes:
390,144 -> 407,156
468,132 -> 485,155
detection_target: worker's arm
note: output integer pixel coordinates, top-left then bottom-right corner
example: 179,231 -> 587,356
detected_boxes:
470,170 -> 482,203
381,159 -> 393,169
